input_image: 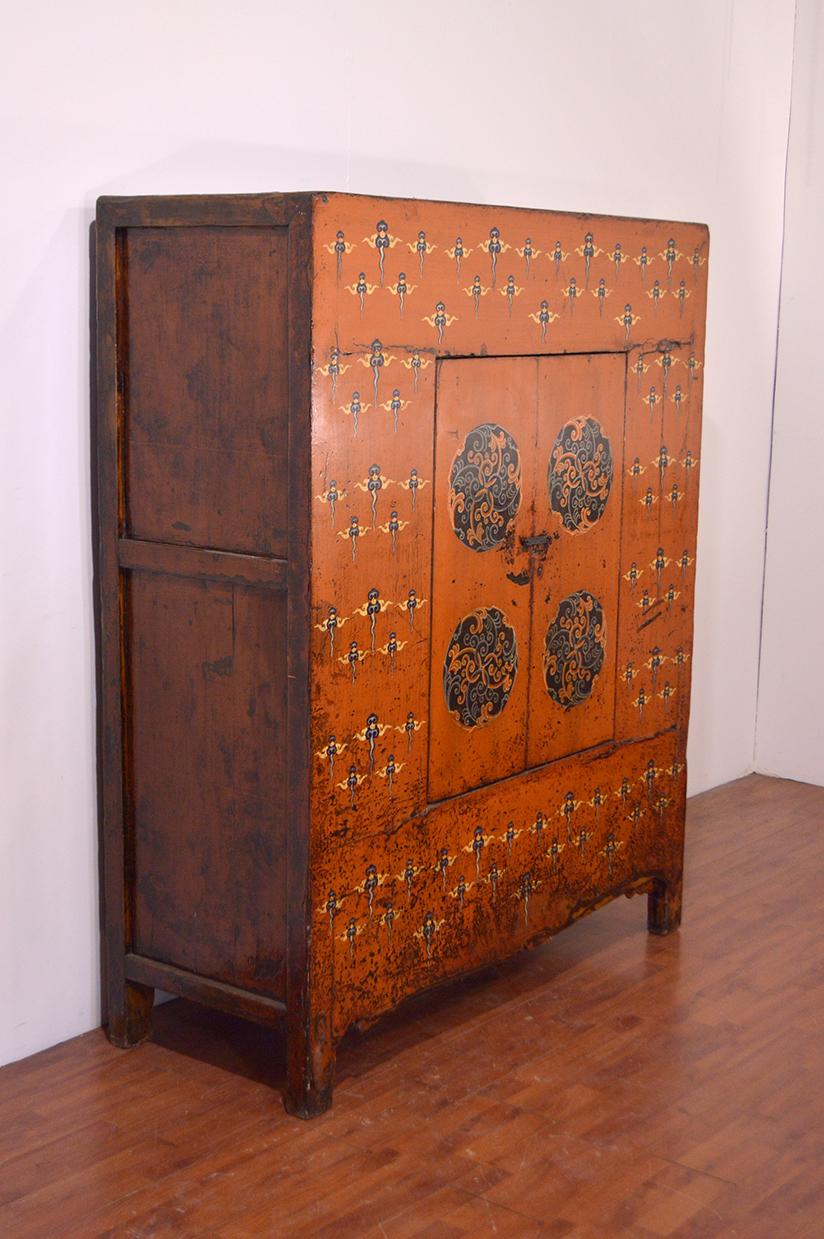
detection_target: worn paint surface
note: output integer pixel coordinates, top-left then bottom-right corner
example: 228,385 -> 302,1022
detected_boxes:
308,195 -> 707,1041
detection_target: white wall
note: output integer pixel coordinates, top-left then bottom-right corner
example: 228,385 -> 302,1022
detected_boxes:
757,0 -> 824,785
0,0 -> 795,1068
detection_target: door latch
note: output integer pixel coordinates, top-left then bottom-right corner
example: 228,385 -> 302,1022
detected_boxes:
520,533 -> 551,553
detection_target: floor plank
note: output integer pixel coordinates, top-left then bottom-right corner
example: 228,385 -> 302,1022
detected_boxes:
1,773 -> 822,1236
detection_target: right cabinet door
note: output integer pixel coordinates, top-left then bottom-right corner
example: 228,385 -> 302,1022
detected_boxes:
526,353 -> 626,767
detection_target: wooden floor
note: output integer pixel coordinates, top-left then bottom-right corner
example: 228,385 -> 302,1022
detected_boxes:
1,774 -> 822,1237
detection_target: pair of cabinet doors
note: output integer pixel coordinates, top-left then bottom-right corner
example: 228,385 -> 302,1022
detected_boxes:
429,353 -> 625,801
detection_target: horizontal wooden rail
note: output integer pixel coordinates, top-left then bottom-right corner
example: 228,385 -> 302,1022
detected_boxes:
118,538 -> 287,589
124,954 -> 287,1028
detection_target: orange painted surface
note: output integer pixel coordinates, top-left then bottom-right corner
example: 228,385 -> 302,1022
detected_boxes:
527,353 -> 625,768
308,194 -> 707,1040
429,356 -> 536,801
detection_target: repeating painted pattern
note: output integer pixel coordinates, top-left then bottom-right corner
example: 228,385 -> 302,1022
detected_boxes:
309,194 -> 707,1039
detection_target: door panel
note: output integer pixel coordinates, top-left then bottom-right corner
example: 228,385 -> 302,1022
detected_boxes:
428,353 -> 627,803
526,354 -> 626,767
428,358 -> 538,801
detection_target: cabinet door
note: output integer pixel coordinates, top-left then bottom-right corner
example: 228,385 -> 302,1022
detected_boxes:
428,357 -> 538,801
428,353 -> 626,802
526,354 -> 626,767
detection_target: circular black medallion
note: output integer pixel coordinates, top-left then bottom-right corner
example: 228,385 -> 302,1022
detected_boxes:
548,416 -> 613,532
449,423 -> 521,552
543,590 -> 606,709
443,607 -> 518,728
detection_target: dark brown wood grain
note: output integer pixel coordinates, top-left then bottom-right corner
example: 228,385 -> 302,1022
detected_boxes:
123,226 -> 290,556
281,201 -> 328,1119
94,202 -> 134,1046
124,954 -> 286,1026
127,569 -> 289,996
93,194 -> 314,1061
117,538 -> 287,589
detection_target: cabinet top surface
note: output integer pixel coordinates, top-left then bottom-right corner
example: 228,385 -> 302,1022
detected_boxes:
317,193 -> 709,234
95,191 -> 709,236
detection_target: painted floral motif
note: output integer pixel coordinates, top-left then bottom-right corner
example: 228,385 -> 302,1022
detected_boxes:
443,607 -> 518,728
543,590 -> 606,709
449,423 -> 521,552
548,416 -> 613,533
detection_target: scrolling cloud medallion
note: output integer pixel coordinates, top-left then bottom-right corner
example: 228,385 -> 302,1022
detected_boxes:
543,590 -> 606,709
548,416 -> 613,532
444,607 -> 518,728
449,423 -> 521,551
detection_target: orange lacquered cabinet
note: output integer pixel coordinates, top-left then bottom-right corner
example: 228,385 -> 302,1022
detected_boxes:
95,192 -> 708,1117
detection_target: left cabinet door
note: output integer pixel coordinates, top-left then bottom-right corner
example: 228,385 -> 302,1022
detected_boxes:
428,356 -> 539,802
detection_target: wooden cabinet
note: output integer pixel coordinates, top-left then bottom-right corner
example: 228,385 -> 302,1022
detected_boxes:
94,192 -> 708,1117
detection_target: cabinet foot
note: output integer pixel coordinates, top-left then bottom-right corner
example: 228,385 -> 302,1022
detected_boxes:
283,1075 -> 334,1120
284,1016 -> 335,1119
106,979 -> 154,1048
648,875 -> 683,936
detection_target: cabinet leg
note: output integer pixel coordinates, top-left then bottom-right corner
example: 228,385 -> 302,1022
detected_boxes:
284,1012 -> 335,1119
106,979 -> 154,1048
648,874 -> 683,936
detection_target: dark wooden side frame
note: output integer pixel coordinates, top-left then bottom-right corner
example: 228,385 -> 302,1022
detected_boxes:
93,194 -> 318,1116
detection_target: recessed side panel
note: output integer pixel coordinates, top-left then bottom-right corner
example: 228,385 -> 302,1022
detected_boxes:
527,353 -> 627,766
428,357 -> 538,802
128,570 -> 288,998
614,341 -> 702,742
124,226 -> 289,555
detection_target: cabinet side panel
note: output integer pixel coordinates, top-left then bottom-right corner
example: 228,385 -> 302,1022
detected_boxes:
128,571 -> 288,997
124,226 -> 289,555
